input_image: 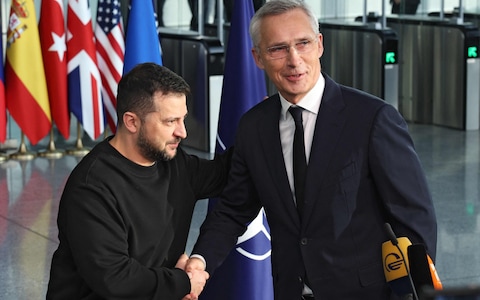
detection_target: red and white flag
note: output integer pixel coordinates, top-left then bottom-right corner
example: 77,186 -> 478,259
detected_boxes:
95,0 -> 124,133
39,0 -> 70,139
0,14 -> 5,143
67,0 -> 104,140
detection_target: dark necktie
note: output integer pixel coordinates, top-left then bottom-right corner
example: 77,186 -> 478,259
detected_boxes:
288,106 -> 307,217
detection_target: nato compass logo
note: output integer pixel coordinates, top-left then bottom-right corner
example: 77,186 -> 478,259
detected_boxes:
235,208 -> 272,260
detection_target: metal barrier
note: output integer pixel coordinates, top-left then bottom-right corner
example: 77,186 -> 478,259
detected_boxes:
387,17 -> 480,130
320,21 -> 399,108
387,17 -> 437,124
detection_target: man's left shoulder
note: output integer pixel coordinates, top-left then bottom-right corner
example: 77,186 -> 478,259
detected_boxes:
341,85 -> 385,104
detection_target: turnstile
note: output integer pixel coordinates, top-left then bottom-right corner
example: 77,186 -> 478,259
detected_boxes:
388,17 -> 480,130
320,22 -> 399,108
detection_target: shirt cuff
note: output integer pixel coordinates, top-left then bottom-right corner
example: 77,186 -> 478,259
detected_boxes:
189,254 -> 207,269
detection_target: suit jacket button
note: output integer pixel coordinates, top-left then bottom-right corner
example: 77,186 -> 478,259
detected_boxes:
300,238 -> 308,245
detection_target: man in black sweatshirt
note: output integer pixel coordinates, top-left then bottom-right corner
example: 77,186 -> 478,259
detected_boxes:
47,63 -> 231,300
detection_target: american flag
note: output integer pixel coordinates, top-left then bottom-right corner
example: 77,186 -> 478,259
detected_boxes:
95,0 -> 124,133
67,0 -> 104,140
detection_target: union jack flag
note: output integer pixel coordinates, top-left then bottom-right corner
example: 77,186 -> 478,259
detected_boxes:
95,0 -> 124,133
67,0 -> 104,140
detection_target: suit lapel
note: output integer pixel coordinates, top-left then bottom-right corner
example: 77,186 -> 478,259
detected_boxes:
302,75 -> 347,226
258,96 -> 301,228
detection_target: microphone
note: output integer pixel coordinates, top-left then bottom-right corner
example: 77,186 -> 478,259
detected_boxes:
383,223 -> 419,300
407,243 -> 442,295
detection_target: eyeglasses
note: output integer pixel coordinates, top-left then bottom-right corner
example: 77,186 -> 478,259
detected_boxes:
265,38 -> 317,60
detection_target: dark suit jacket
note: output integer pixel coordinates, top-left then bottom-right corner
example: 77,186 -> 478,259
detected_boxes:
194,73 -> 437,299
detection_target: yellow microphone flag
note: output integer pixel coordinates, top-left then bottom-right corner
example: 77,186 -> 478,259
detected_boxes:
382,237 -> 412,282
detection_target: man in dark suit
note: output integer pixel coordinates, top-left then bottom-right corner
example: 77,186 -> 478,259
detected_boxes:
391,0 -> 421,14
188,0 -> 437,299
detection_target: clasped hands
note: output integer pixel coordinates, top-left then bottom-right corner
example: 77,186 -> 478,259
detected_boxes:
175,254 -> 209,300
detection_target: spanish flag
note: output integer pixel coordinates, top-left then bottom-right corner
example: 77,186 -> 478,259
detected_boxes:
6,0 -> 51,145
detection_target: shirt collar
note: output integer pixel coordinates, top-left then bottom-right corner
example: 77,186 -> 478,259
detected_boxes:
279,73 -> 325,120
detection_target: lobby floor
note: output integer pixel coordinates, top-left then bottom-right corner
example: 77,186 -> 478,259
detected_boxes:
0,123 -> 479,299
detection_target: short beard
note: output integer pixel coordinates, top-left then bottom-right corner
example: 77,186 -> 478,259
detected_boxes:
137,127 -> 174,162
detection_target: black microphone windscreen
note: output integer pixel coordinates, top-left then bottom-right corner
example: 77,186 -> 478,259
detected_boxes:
389,277 -> 415,297
408,244 -> 434,292
384,223 -> 399,245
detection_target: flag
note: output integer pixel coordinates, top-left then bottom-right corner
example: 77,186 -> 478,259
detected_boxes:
123,0 -> 162,74
39,0 -> 70,139
0,14 -> 6,143
5,0 -> 51,145
67,0 -> 104,140
95,0 -> 125,133
200,1 -> 273,299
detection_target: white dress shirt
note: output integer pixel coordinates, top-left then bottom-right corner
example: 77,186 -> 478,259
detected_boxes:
279,74 -> 325,204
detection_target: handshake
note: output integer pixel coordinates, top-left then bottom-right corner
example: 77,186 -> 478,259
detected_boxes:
175,254 -> 210,300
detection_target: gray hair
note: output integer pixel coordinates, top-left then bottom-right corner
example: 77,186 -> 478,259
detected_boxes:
249,0 -> 320,49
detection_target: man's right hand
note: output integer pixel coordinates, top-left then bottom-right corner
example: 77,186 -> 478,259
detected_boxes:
178,256 -> 210,300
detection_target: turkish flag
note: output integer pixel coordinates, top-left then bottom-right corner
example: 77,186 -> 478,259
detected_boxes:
39,0 -> 70,139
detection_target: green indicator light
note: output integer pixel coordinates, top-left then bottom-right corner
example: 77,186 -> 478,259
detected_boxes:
385,52 -> 396,64
468,46 -> 478,58
466,203 -> 475,215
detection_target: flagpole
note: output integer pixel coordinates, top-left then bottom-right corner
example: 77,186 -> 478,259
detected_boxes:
38,127 -> 64,159
9,132 -> 36,161
66,120 -> 90,157
0,138 -> 7,162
